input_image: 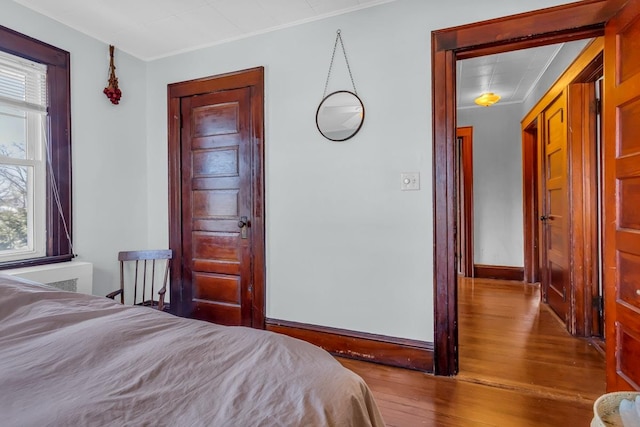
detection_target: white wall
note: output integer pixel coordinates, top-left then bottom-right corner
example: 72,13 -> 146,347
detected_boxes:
1,0 -> 578,343
458,104 -> 525,267
145,0 -> 575,341
1,1 -> 149,296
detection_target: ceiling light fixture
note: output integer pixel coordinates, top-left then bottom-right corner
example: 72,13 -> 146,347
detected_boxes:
474,92 -> 501,107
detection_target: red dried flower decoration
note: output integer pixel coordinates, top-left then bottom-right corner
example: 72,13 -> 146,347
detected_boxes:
103,45 -> 122,105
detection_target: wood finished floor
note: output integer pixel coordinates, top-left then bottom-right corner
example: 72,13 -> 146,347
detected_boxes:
339,277 -> 605,426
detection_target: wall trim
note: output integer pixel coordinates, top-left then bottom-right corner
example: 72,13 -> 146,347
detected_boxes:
265,318 -> 433,372
473,264 -> 524,281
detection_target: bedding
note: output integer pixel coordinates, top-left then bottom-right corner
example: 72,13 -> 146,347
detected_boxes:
0,274 -> 385,426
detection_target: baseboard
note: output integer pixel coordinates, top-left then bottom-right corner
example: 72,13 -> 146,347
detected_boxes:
474,264 -> 524,281
265,318 -> 433,372
588,337 -> 606,358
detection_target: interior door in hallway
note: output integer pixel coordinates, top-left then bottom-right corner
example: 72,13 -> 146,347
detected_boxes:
540,91 -> 570,325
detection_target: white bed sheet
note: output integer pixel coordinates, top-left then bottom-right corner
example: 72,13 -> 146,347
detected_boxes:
0,275 -> 385,426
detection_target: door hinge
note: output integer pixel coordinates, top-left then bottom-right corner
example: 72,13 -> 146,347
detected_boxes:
562,287 -> 567,302
592,98 -> 602,115
592,295 -> 603,313
248,283 -> 253,294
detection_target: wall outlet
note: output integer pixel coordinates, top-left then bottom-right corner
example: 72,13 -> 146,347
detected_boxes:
401,172 -> 420,190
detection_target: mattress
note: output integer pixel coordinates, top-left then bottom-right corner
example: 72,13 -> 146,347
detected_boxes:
0,274 -> 385,426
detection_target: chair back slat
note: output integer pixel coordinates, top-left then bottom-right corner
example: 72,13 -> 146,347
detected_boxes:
150,259 -> 156,305
118,260 -> 125,304
141,260 -> 147,305
133,260 -> 139,305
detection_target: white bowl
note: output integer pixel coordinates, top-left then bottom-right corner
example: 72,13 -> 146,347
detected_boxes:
591,391 -> 640,427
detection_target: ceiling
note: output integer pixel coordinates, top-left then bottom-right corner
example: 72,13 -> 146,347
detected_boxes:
12,0 -> 396,61
13,0 -> 581,109
457,44 -> 565,109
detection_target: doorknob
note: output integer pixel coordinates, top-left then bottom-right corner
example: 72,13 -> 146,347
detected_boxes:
238,217 -> 248,228
238,216 -> 248,239
540,215 -> 550,221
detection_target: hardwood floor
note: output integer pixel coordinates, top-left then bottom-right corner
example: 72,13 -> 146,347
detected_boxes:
457,277 -> 605,402
339,277 -> 605,426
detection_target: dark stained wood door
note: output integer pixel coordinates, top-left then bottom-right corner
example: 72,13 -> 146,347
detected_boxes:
540,91 -> 570,325
604,0 -> 640,391
180,87 -> 253,326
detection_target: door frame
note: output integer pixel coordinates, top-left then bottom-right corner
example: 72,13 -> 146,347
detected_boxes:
167,67 -> 266,329
431,0 -> 625,376
522,120 -> 540,284
456,127 -> 474,277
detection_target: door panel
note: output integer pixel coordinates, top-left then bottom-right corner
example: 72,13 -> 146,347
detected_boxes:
193,273 -> 240,303
181,87 -> 253,326
541,92 -> 570,324
604,0 -> 640,391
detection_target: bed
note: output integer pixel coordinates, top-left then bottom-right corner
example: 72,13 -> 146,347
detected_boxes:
0,274 -> 385,426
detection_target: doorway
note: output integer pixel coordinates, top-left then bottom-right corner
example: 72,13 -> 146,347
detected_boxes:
432,0 -> 639,384
455,39 -> 606,395
167,67 -> 266,329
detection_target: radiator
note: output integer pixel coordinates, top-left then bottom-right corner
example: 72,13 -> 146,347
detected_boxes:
4,261 -> 93,294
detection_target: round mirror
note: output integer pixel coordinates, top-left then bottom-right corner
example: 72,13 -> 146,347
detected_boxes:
316,91 -> 365,141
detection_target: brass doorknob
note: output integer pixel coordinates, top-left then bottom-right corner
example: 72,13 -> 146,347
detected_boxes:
237,216 -> 249,239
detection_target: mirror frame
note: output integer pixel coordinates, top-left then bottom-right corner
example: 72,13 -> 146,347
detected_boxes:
315,90 -> 365,142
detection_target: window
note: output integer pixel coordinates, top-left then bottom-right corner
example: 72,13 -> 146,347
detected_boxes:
0,52 -> 47,261
0,25 -> 72,268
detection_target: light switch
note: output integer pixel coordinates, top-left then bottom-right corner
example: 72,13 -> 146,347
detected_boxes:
400,172 -> 420,190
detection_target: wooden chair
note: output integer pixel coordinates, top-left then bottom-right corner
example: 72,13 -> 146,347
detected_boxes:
106,250 -> 172,312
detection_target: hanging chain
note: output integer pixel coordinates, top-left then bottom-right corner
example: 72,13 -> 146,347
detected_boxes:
322,32 -> 340,99
322,29 -> 358,99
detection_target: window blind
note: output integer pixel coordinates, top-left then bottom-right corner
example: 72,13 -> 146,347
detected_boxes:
0,51 -> 47,115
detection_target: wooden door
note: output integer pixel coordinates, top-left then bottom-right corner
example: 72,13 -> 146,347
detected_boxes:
604,0 -> 640,391
168,68 -> 265,329
180,87 -> 254,326
540,92 -> 570,325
